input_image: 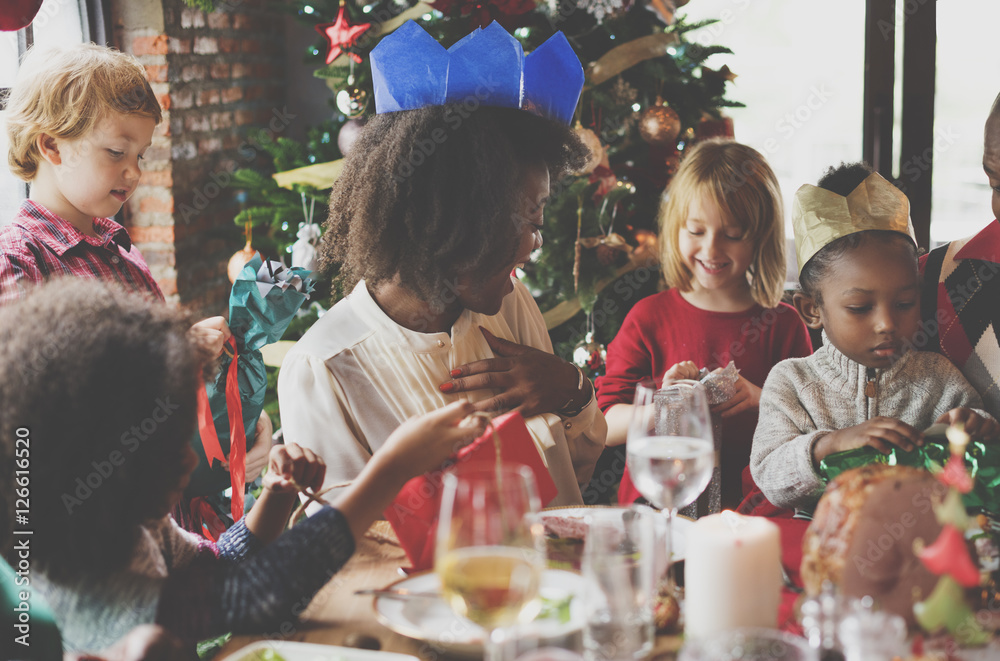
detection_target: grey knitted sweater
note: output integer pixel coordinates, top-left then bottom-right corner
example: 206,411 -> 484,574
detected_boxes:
750,334 -> 988,509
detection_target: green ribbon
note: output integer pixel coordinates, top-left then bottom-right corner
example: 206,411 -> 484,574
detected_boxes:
819,434 -> 1000,514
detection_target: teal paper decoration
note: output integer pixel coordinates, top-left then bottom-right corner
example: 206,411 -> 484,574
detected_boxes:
370,20 -> 583,124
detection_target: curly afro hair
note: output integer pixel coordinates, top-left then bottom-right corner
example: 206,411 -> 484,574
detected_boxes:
0,278 -> 210,579
319,105 -> 589,301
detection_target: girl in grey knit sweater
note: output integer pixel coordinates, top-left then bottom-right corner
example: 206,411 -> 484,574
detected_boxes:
750,166 -> 999,510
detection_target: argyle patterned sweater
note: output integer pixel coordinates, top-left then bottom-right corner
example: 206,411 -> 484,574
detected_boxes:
920,220 -> 1000,420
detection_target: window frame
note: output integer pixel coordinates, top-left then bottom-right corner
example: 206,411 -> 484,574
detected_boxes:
0,0 -> 109,211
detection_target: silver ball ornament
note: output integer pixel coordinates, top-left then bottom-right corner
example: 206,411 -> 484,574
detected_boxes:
572,332 -> 607,373
337,118 -> 366,156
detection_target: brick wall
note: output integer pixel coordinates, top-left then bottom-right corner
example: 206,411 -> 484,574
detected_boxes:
113,0 -> 287,317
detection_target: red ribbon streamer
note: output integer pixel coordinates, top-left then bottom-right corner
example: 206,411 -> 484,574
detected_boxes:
225,337 -> 247,523
197,383 -> 226,466
195,336 -> 248,524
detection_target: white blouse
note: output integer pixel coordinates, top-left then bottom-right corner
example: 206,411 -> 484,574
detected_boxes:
277,278 -> 606,510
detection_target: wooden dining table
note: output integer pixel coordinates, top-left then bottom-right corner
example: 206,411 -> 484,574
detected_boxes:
217,520 -> 685,660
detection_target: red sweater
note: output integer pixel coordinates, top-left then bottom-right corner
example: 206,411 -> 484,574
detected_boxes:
596,288 -> 812,508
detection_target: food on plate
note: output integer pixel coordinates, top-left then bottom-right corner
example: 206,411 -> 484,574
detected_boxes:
653,587 -> 680,631
243,649 -> 288,661
541,511 -> 589,570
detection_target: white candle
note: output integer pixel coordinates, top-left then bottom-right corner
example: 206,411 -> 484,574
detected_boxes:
683,511 -> 782,638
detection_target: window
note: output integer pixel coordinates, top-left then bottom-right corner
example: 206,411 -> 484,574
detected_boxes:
0,0 -> 107,226
675,0 -> 867,284
681,0 -> 998,251
931,0 -> 1000,244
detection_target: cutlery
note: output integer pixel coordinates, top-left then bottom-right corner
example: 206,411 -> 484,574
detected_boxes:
781,564 -> 803,593
354,588 -> 441,600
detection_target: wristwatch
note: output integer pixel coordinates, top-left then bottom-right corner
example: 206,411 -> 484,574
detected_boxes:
557,364 -> 592,417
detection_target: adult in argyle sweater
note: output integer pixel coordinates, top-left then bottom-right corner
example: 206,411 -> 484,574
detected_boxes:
920,92 -> 1000,419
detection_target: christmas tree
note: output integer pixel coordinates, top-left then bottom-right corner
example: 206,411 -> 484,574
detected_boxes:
269,0 -> 741,370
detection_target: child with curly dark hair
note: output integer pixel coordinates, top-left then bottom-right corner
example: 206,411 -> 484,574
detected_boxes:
278,28 -> 608,508
750,163 -> 997,510
1,278 -> 484,653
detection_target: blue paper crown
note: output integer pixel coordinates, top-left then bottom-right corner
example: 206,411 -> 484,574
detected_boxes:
370,21 -> 583,125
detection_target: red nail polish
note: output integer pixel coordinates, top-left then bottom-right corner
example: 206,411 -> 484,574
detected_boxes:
439,382 -> 455,393
450,369 -> 461,377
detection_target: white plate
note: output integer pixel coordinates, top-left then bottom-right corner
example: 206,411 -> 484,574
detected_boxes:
373,569 -> 584,656
220,641 -> 419,661
540,505 -> 692,561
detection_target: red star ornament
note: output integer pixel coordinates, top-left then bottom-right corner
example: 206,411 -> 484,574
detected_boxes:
315,6 -> 371,65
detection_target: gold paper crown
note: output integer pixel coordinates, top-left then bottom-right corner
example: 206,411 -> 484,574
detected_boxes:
792,172 -> 915,274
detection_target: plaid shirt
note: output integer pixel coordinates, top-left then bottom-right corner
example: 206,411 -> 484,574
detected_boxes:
0,200 -> 164,305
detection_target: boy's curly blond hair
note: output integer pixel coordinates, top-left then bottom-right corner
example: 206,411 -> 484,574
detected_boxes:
4,43 -> 161,182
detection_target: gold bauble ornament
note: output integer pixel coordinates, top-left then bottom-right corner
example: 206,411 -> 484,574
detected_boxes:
573,123 -> 604,175
228,219 -> 258,283
639,99 -> 681,147
630,228 -> 660,268
336,74 -> 369,118
228,242 -> 257,283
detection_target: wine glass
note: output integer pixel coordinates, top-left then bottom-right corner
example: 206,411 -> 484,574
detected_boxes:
625,379 -> 715,592
436,462 -> 546,661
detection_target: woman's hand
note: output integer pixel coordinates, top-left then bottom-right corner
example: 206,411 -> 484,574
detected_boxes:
662,361 -> 699,385
442,327 -> 589,418
220,411 -> 273,482
377,400 -> 485,480
263,443 -> 326,495
936,407 -> 1000,440
711,375 -> 762,419
190,316 -> 231,358
813,417 -> 923,464
244,411 -> 274,482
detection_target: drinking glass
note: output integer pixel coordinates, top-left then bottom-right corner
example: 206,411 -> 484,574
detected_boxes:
436,462 -> 546,661
625,379 -> 715,591
581,507 -> 658,661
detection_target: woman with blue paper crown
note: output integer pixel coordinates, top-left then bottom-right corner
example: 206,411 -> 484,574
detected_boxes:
278,21 -> 607,507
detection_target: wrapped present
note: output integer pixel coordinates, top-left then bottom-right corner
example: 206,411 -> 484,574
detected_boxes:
818,424 -> 1000,514
186,256 -> 314,523
384,410 -> 558,571
697,361 -> 739,406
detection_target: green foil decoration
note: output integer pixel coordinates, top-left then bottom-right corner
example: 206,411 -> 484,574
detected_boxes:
818,430 -> 1000,514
